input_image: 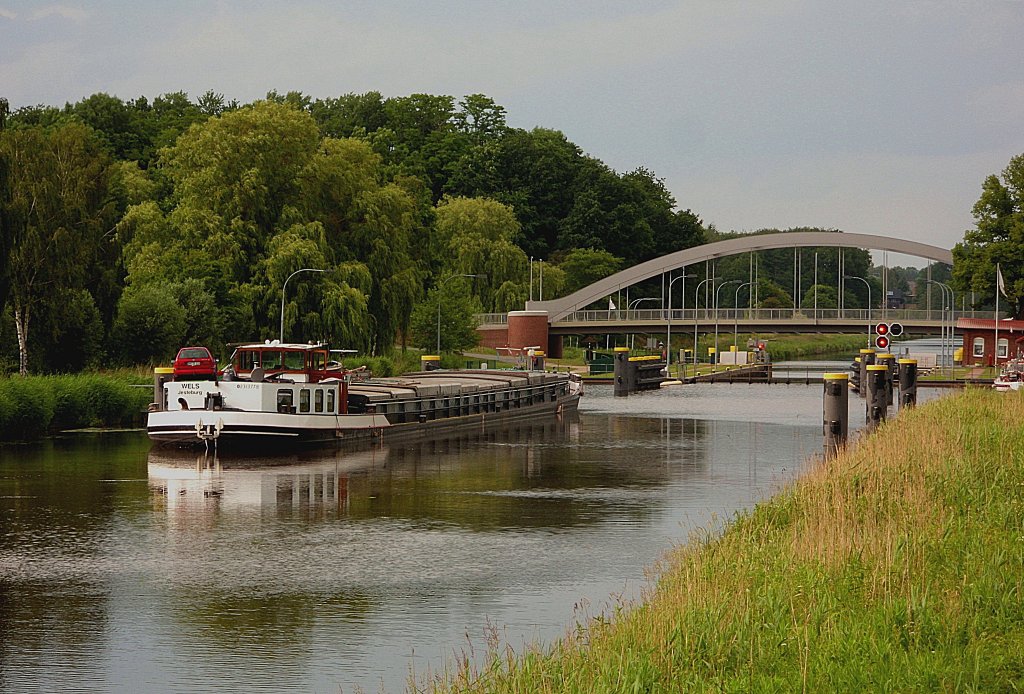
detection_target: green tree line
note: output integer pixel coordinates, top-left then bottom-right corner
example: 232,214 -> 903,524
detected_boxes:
0,91 -> 706,374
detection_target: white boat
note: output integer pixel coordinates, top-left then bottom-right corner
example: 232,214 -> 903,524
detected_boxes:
993,359 -> 1024,392
147,341 -> 582,449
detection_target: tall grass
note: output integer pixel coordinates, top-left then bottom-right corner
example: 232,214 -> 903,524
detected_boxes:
0,372 -> 151,441
422,388 -> 1024,692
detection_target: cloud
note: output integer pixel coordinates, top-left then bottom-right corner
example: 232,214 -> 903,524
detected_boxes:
29,4 -> 87,22
0,8 -> 16,20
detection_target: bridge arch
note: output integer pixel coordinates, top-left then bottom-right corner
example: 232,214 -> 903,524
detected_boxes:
529,231 -> 953,322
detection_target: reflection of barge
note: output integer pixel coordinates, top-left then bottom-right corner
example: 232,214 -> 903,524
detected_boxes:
147,341 -> 582,449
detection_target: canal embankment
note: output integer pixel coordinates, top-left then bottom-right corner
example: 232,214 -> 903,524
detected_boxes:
426,387 -> 1024,692
0,372 -> 151,441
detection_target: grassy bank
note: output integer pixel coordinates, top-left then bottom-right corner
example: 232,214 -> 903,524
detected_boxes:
424,388 -> 1024,692
0,371 -> 152,441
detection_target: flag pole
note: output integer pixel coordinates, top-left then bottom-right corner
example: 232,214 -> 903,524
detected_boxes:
995,263 -> 1000,368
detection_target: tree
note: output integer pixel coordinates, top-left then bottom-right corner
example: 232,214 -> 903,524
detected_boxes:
953,153 -> 1024,318
409,278 -> 482,353
1,122 -> 118,374
433,196 -> 528,311
111,284 -> 186,364
0,97 -> 12,313
559,248 -> 624,294
801,284 -> 838,310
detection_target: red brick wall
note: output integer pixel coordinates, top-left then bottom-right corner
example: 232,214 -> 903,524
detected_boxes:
477,325 -> 509,349
507,312 -> 549,352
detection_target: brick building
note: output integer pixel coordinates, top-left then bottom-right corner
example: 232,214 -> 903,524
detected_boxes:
956,318 -> 1024,366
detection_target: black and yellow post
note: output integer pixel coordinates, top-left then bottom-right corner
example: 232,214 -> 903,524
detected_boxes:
822,372 -> 849,458
898,358 -> 918,408
858,348 -> 876,399
866,364 -> 889,430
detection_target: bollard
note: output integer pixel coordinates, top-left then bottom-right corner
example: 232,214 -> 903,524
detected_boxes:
898,358 -> 918,408
822,373 -> 849,458
866,364 -> 888,430
858,349 -> 876,399
420,355 -> 441,371
876,353 -> 895,407
613,347 -> 631,397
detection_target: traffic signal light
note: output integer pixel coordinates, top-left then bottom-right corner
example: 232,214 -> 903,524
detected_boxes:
874,322 -> 891,350
889,322 -> 904,337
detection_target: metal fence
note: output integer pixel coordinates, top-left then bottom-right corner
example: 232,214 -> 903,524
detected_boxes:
476,308 -> 971,325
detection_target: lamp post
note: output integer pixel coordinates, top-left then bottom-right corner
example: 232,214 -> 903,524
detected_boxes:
664,274 -> 695,377
926,279 -> 953,376
690,276 -> 718,370
437,274 -> 482,356
843,275 -> 872,348
627,297 -> 659,350
280,268 -> 325,343
714,280 -> 741,369
733,281 -> 752,355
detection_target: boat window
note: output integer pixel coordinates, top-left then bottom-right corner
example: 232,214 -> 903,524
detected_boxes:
238,350 -> 258,371
263,351 -> 283,371
315,389 -> 324,413
277,389 -> 294,413
299,389 -> 310,413
998,338 -> 1009,358
973,337 -> 985,357
327,389 -> 335,413
313,351 -> 326,371
283,351 -> 305,371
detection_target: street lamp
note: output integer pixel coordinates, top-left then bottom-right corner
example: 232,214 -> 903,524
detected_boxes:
691,276 -> 718,370
280,267 -> 325,342
627,297 -> 659,351
926,279 -> 954,376
437,274 -> 482,356
628,296 -> 659,311
664,274 -> 695,376
843,275 -> 872,348
714,280 -> 741,369
733,281 -> 753,355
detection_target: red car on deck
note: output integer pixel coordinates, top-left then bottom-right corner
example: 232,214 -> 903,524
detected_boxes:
173,346 -> 217,381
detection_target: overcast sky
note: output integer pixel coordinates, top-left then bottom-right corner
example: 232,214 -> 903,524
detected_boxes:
3,1 -> 1023,260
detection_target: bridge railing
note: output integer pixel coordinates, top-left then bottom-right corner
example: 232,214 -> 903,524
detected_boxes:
551,308 -> 969,323
475,309 -> 973,325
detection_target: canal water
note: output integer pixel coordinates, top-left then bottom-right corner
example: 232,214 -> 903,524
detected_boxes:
0,382 -> 941,693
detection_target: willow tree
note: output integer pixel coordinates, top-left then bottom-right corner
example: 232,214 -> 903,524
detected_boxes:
433,196 -> 528,311
119,102 -> 420,352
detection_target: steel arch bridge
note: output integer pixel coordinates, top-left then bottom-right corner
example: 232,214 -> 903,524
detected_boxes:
527,231 -> 953,322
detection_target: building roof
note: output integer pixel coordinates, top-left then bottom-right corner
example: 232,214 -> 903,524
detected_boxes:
956,318 -> 1024,332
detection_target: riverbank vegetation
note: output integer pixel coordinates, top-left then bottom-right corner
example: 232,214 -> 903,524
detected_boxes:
0,371 -> 151,441
423,388 -> 1024,692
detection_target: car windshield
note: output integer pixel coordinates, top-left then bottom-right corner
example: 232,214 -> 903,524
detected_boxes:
178,348 -> 210,360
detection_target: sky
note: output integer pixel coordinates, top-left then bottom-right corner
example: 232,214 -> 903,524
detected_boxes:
2,0 -> 1023,263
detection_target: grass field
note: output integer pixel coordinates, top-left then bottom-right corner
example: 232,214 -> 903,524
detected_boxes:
421,388 -> 1024,692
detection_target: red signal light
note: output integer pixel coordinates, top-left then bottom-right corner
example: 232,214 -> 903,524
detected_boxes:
875,335 -> 889,350
875,322 -> 889,336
